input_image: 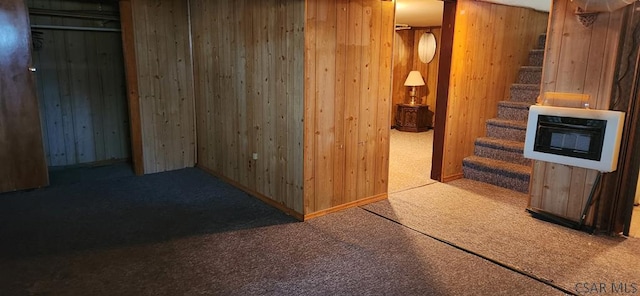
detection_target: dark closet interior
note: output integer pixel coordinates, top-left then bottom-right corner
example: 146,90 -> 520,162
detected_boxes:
29,0 -> 130,169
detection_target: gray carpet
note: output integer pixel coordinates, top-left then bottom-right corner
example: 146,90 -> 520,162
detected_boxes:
362,179 -> 640,294
0,167 -> 568,295
0,167 -> 296,259
47,160 -> 135,186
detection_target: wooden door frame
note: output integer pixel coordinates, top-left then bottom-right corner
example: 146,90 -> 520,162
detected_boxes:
594,5 -> 640,235
607,47 -> 640,236
118,0 -> 144,175
430,0 -> 456,181
618,64 -> 640,236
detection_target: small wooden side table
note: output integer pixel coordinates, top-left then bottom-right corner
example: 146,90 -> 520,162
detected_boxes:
395,104 -> 431,132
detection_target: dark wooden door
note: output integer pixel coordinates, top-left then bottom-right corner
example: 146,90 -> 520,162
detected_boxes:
0,0 -> 49,192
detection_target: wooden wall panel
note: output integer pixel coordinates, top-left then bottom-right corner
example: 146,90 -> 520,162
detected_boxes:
304,0 -> 395,216
392,29 -> 414,120
28,0 -> 129,167
191,0 -> 305,215
128,0 -> 195,174
528,0 -> 627,223
375,3 -> 394,195
391,27 -> 441,127
440,0 -> 548,180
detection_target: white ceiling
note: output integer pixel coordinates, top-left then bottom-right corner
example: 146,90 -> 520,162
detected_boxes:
395,0 -> 444,27
395,0 -> 551,27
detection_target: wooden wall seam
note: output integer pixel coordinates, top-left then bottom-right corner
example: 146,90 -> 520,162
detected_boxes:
304,0 -> 317,214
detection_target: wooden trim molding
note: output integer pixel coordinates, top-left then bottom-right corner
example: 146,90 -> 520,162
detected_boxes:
617,78 -> 640,235
199,164 -> 388,222
303,193 -> 389,221
431,0 -> 456,181
604,4 -> 640,235
594,3 -> 639,235
442,173 -> 464,183
119,0 -> 144,175
198,165 -> 305,221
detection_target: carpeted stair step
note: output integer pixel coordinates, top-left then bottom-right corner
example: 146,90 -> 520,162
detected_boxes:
497,101 -> 531,121
462,155 -> 531,193
528,49 -> 544,67
474,137 -> 531,166
510,84 -> 540,103
486,118 -> 528,142
517,66 -> 542,85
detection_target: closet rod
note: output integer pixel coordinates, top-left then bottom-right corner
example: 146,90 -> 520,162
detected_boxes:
31,24 -> 121,32
29,8 -> 119,21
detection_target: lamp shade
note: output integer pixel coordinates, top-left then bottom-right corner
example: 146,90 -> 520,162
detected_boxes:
404,71 -> 425,86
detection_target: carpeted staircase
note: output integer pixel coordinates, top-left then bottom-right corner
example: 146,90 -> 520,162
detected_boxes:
462,34 -> 546,193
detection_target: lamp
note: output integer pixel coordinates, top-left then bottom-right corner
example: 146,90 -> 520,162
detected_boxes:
404,71 -> 425,105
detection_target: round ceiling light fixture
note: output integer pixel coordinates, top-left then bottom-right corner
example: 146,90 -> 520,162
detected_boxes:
418,32 -> 437,64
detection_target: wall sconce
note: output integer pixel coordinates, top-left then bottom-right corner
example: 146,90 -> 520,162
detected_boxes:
574,7 -> 599,27
418,32 -> 437,64
571,0 -> 635,27
404,71 -> 425,105
571,0 -> 635,12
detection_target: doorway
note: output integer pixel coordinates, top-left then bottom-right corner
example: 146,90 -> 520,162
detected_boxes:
28,0 -> 133,184
388,0 -> 443,193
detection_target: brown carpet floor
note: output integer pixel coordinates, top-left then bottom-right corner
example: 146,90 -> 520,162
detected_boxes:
0,167 -> 566,296
1,131 -> 638,295
0,208 -> 566,296
362,179 -> 640,294
388,129 -> 436,193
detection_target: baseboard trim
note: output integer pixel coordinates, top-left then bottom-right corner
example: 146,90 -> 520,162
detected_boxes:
197,165 -> 305,221
442,173 -> 464,183
197,165 -> 388,222
303,193 -> 389,221
48,158 -> 131,170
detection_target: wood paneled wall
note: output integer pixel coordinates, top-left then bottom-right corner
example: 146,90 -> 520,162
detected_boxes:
29,0 -> 129,167
440,0 -> 548,180
304,0 -> 395,216
125,0 -> 195,174
392,27 -> 441,127
528,0 -> 627,223
190,0 -> 305,215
